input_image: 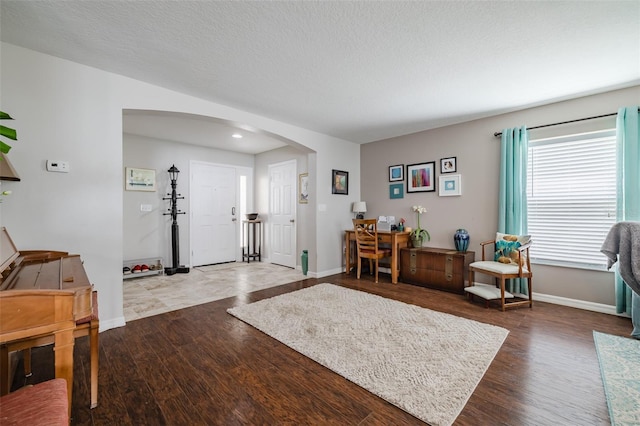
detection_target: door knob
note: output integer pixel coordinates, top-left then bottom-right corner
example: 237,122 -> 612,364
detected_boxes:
290,219 -> 295,223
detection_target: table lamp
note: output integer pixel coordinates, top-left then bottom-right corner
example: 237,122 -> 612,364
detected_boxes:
352,201 -> 367,219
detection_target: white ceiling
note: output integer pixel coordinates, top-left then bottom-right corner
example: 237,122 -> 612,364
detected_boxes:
2,1 -> 639,153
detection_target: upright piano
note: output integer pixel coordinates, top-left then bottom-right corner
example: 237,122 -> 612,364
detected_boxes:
0,226 -> 92,412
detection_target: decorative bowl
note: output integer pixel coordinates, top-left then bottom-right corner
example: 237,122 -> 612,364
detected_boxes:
246,213 -> 259,220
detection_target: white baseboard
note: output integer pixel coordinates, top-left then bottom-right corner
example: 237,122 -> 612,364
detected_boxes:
100,316 -> 126,332
316,267 -> 344,278
533,292 -> 627,317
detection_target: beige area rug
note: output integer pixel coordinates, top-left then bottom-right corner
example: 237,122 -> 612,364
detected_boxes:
227,283 -> 509,426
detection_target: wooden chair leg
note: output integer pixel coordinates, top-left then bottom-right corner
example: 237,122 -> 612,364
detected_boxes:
356,257 -> 361,279
500,278 -> 506,311
89,320 -> 99,409
374,259 -> 379,283
528,277 -> 533,308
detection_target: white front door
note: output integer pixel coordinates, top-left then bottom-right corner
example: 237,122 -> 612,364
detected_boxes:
191,162 -> 237,266
268,160 -> 296,268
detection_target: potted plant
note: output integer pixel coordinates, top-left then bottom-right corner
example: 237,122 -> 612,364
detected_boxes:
410,205 -> 430,247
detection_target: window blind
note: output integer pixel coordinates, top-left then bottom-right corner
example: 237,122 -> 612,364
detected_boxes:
526,129 -> 616,269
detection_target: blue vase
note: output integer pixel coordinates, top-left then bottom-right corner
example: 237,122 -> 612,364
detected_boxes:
454,229 -> 470,252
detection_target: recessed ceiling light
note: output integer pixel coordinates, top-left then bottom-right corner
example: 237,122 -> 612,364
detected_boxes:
232,133 -> 243,139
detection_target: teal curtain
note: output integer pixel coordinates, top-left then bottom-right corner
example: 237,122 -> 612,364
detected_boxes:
615,106 -> 640,337
499,126 -> 529,294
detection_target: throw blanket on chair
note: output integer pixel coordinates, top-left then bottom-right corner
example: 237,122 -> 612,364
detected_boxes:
601,221 -> 640,295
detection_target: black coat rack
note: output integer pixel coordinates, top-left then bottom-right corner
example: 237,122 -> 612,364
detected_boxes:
163,164 -> 189,275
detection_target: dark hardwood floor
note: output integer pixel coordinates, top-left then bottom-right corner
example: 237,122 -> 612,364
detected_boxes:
14,272 -> 632,425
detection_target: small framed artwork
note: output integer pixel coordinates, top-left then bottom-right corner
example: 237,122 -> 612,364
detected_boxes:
440,157 -> 457,174
125,167 -> 156,191
406,161 -> 435,193
299,173 -> 309,204
389,164 -> 404,182
389,183 -> 404,199
332,169 -> 349,195
439,174 -> 462,196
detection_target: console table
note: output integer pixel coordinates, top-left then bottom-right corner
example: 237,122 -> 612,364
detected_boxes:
400,247 -> 475,294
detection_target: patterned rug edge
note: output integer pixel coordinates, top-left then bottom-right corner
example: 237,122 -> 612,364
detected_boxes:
593,330 -> 640,426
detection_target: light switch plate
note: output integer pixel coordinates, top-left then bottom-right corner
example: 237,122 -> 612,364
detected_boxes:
140,204 -> 152,212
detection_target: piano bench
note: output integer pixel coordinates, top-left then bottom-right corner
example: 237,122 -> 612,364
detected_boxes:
0,378 -> 69,425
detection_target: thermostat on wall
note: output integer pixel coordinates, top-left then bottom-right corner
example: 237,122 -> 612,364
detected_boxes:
46,160 -> 70,173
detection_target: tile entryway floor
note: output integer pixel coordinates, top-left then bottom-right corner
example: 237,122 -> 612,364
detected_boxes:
123,262 -> 306,322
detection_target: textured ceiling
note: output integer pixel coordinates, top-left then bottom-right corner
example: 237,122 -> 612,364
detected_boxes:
1,1 -> 639,152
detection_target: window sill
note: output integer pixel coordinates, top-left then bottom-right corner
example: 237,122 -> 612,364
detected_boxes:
531,258 -> 610,272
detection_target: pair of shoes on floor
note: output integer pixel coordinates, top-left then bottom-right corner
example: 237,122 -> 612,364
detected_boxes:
131,264 -> 150,273
149,264 -> 162,271
123,266 -> 131,275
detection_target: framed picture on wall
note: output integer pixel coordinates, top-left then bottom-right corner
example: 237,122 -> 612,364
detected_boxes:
406,162 -> 435,193
389,183 -> 404,199
125,167 -> 156,191
332,169 -> 349,195
440,157 -> 457,173
439,174 -> 462,196
299,173 -> 309,204
389,164 -> 404,182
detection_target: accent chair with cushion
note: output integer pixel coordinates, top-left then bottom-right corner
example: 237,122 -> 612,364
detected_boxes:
352,219 -> 392,283
465,233 -> 533,311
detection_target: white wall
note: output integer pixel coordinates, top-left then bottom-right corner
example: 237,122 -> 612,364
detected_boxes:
0,43 -> 361,330
362,85 -> 640,311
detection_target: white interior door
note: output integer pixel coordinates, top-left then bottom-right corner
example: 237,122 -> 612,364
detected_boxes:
269,160 -> 296,268
191,162 -> 237,266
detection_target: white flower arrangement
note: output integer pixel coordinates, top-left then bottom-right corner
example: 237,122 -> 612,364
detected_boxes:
411,205 -> 430,241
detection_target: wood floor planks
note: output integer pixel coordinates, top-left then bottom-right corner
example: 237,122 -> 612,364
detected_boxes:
13,271 -> 633,425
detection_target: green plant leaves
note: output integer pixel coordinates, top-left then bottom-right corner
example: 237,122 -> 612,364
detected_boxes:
0,111 -> 17,154
0,125 -> 17,141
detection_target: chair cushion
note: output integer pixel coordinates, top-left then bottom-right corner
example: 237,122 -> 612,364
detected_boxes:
0,378 -> 68,425
464,283 -> 515,300
494,232 -> 530,266
470,260 -> 528,275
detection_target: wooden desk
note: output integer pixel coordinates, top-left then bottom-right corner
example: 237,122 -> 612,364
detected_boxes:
345,229 -> 410,284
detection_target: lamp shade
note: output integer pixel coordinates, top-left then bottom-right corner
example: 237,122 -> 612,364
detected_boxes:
168,164 -> 180,182
0,152 -> 20,181
352,201 -> 367,213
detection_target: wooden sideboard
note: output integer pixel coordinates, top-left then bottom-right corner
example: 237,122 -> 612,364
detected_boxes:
400,247 -> 475,294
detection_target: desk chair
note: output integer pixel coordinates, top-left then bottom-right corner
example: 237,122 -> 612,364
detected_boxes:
465,233 -> 533,311
353,219 -> 392,283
